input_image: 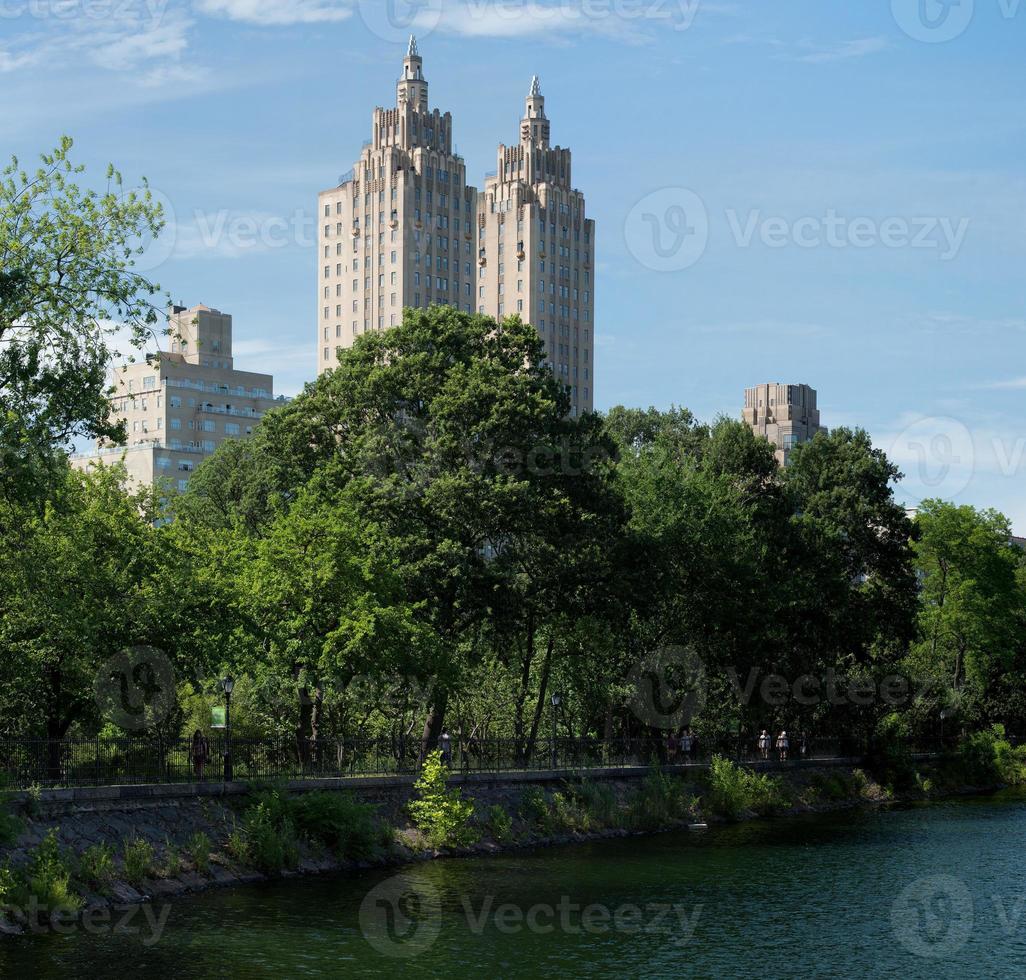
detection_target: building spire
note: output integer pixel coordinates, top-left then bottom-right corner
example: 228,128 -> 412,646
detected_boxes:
408,35 -> 419,58
529,75 -> 541,97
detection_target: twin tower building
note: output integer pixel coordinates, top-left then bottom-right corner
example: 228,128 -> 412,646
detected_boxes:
316,38 -> 596,415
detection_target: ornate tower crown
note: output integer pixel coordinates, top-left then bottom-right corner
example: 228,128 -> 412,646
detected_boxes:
397,35 -> 428,109
521,75 -> 549,147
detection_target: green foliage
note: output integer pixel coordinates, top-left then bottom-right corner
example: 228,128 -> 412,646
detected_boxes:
0,136 -> 165,503
76,843 -> 116,893
548,779 -> 622,833
23,784 -> 42,820
0,782 -> 23,846
230,799 -> 300,875
626,770 -> 695,830
162,841 -> 183,878
291,791 -> 387,860
186,832 -> 212,874
518,787 -> 552,831
408,751 -> 477,848
707,756 -> 788,820
484,804 -> 513,842
122,837 -> 155,886
11,830 -> 82,914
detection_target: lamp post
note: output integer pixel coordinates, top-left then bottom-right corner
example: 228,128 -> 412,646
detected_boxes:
550,693 -> 561,770
219,676 -> 235,782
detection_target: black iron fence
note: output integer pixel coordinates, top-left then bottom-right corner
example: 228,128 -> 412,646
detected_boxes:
0,734 -> 952,791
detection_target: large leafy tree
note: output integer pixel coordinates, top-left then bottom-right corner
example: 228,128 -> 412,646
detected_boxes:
182,307 -> 624,750
909,500 -> 1024,722
0,137 -> 164,504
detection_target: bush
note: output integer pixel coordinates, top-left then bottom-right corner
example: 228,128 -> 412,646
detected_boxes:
518,787 -> 552,830
162,841 -> 183,878
485,804 -> 513,842
12,830 -> 82,915
122,837 -> 156,886
186,832 -> 212,874
707,756 -> 788,820
548,780 -> 621,833
77,843 -> 116,893
408,751 -> 477,848
291,791 -> 386,860
627,770 -> 695,830
239,802 -> 300,875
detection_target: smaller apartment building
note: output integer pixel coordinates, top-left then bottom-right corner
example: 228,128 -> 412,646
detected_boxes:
73,304 -> 284,492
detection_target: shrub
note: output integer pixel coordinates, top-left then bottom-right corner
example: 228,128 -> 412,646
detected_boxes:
485,804 -> 513,842
517,787 -> 552,830
626,770 -> 694,830
13,830 -> 82,914
707,756 -> 788,820
237,801 -> 300,875
548,780 -> 621,833
186,832 -> 212,874
122,837 -> 156,886
162,841 -> 183,878
408,751 -> 477,848
23,785 -> 42,821
292,791 -> 386,860
77,843 -> 116,893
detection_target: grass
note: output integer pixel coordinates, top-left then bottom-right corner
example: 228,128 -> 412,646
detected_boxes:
76,843 -> 116,894
122,837 -> 156,886
8,829 -> 83,915
186,832 -> 212,874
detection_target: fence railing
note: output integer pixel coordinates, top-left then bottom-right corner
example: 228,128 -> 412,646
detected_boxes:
0,735 -> 952,791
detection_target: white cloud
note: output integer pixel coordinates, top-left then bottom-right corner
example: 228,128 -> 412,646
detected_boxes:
0,3 -> 194,76
984,377 -> 1026,390
724,33 -> 888,64
795,37 -> 888,64
431,0 -> 735,42
195,0 -> 353,24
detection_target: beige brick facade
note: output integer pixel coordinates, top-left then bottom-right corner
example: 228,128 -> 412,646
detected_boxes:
316,39 -> 595,415
72,304 -> 285,492
742,382 -> 825,466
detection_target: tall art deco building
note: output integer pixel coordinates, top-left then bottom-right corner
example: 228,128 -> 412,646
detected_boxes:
317,38 -> 596,415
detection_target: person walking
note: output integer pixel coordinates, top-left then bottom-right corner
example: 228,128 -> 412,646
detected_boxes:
666,732 -> 678,764
191,729 -> 209,781
681,729 -> 696,764
776,730 -> 789,762
799,731 -> 808,758
758,730 -> 771,760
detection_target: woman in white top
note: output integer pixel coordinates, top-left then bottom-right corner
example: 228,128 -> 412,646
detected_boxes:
758,730 -> 771,760
776,730 -> 789,761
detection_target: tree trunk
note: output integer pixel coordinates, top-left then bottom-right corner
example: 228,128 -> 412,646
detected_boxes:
419,688 -> 449,762
524,635 -> 554,763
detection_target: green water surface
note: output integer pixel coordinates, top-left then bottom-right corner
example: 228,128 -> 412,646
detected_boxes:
3,794 -> 1025,978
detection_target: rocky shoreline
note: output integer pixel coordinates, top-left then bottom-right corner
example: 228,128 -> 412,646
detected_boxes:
0,763 -> 1007,936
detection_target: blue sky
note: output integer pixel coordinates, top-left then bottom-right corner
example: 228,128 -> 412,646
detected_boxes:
3,0 -> 1024,529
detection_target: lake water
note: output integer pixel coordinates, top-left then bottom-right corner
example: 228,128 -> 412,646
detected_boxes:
3,793 -> 1025,978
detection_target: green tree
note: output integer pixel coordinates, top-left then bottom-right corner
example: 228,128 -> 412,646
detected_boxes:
0,137 -> 165,503
910,500 -> 1023,718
